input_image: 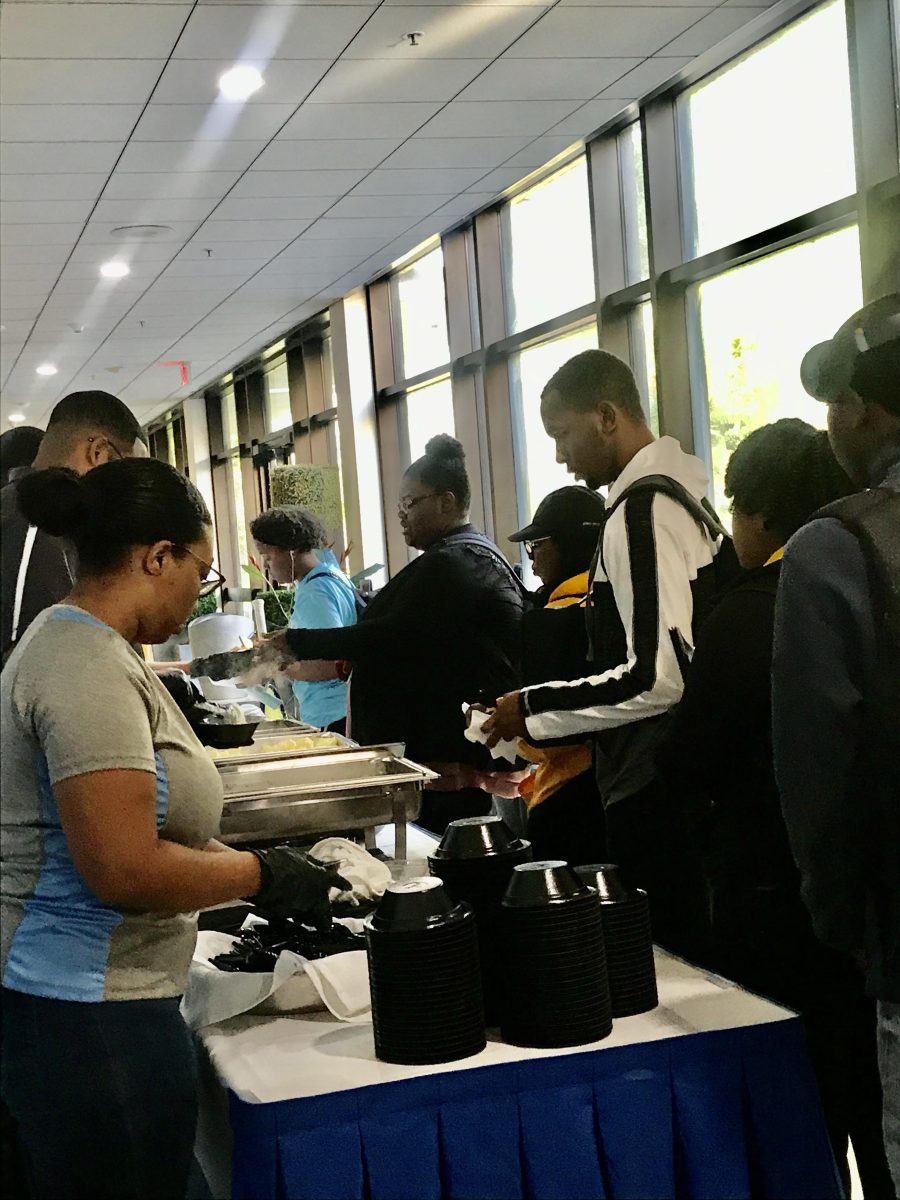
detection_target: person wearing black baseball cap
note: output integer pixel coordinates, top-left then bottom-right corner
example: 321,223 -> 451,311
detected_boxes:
507,486 -> 608,862
773,293 -> 900,1189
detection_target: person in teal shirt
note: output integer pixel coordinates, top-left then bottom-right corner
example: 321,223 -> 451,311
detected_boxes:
250,506 -> 357,731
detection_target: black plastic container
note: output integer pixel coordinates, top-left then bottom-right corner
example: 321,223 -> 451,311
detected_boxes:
575,864 -> 658,1017
497,862 -> 612,1048
428,816 -> 532,1023
365,877 -> 486,1065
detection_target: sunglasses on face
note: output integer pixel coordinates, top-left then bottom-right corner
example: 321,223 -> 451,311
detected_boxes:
397,493 -> 437,516
524,536 -> 552,559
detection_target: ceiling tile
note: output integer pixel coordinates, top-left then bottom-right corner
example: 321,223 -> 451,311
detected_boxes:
598,55 -> 691,97
419,99 -> 579,137
178,239 -> 292,260
380,134 -> 531,168
0,223 -> 83,245
1,200 -> 94,224
502,134 -> 581,168
344,5 -> 540,58
326,193 -> 450,218
661,7 -> 768,55
0,3 -> 191,58
165,256 -> 278,276
116,140 -> 265,172
546,96 -> 627,136
69,241 -> 179,264
301,216 -> 414,238
199,217 -> 312,240
309,58 -> 489,103
0,59 -> 164,106
1,104 -> 142,142
132,103 -> 296,141
153,58 -> 332,104
173,5 -> 374,60
1,174 -> 109,202
1,243 -> 71,265
507,7 -> 711,57
253,137 -> 400,169
231,168 -> 367,197
353,166 -> 487,193
92,197 -> 221,223
103,171 -> 243,200
461,57 -> 640,101
427,191 -> 495,221
0,262 -> 60,283
280,101 -> 440,139
278,235 -> 387,257
213,196 -> 337,220
463,165 -> 529,193
0,142 -> 123,174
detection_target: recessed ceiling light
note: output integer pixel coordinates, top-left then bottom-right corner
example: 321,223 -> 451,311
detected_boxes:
218,65 -> 264,101
100,260 -> 130,279
110,224 -> 172,240
36,363 -> 58,377
8,413 -> 27,424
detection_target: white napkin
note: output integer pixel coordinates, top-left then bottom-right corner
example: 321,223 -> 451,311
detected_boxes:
463,704 -> 521,763
309,837 -> 392,907
183,922 -> 372,1029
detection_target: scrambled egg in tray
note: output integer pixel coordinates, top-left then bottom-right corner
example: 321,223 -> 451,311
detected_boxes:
208,733 -> 344,759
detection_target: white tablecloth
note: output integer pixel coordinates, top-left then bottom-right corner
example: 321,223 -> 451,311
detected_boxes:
198,949 -> 793,1106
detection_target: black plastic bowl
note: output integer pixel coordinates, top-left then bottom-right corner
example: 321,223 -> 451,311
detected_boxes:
196,718 -> 259,749
430,815 -> 525,861
502,861 -> 594,908
574,863 -> 630,903
366,876 -> 463,933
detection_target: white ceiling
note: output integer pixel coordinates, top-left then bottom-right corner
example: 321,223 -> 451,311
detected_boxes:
0,0 -> 774,427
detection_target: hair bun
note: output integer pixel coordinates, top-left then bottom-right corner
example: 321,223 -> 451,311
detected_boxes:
15,468 -> 92,539
424,434 -> 465,463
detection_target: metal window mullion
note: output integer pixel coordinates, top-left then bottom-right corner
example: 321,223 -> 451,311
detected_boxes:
642,96 -> 695,451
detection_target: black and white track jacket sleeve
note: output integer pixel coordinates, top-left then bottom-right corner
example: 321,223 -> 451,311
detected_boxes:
521,490 -> 716,741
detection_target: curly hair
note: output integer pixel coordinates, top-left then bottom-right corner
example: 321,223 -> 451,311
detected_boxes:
725,419 -> 854,543
249,505 -> 328,554
541,350 -> 646,422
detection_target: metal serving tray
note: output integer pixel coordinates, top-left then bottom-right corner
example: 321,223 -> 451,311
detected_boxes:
208,730 -> 357,766
217,747 -> 437,859
253,719 -> 319,738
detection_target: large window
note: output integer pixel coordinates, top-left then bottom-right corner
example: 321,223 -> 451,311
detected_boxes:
694,225 -> 862,513
620,124 -> 650,284
406,376 -> 456,464
510,323 -> 599,528
264,355 -> 292,434
629,302 -> 659,436
682,1 -> 856,256
394,248 -> 450,380
504,159 -> 595,334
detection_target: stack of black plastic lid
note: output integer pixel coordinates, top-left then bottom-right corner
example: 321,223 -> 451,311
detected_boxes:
575,864 -> 658,1017
364,876 -> 486,1065
498,861 -> 612,1048
428,815 -> 532,1023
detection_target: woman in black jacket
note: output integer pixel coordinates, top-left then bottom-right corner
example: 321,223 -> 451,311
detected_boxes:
267,435 -> 528,834
657,419 -> 893,1198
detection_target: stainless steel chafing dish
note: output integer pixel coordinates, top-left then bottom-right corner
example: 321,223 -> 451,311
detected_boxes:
215,744 -> 437,860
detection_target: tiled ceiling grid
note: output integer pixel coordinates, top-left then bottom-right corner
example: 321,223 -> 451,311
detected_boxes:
1,0 -> 773,425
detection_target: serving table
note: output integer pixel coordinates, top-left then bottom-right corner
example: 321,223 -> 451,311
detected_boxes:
193,944 -> 841,1199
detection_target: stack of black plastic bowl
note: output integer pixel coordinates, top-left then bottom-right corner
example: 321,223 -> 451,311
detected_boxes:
427,816 -> 532,1023
576,864 -> 658,1017
364,876 -> 486,1065
498,861 -> 612,1048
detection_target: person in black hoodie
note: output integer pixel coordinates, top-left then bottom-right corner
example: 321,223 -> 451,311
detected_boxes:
657,418 -> 894,1198
262,435 -> 527,835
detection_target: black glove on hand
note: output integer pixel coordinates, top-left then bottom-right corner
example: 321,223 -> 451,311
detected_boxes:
247,847 -> 351,928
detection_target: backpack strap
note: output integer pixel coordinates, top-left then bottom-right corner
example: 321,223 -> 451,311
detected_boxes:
441,529 -> 531,601
605,474 -> 729,541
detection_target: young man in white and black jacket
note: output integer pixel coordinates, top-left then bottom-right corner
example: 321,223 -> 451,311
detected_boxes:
486,350 -> 732,959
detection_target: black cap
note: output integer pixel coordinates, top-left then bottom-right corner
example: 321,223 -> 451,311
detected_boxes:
800,293 -> 900,404
510,486 -> 606,543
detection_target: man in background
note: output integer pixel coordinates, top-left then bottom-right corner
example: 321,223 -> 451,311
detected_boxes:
772,293 -> 900,1188
1,390 -> 147,658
